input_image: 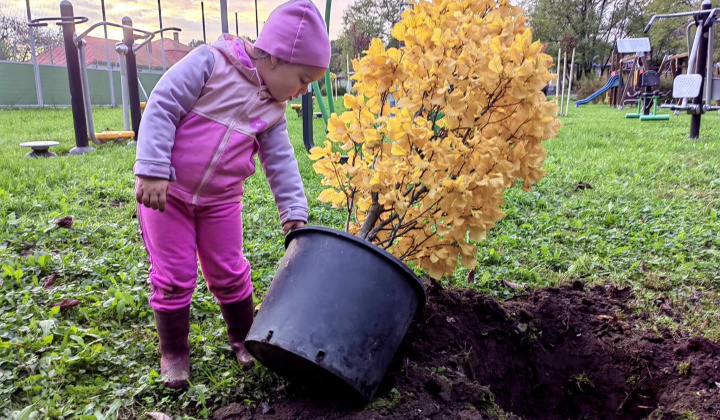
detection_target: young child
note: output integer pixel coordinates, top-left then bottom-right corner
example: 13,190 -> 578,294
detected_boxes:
134,0 -> 330,389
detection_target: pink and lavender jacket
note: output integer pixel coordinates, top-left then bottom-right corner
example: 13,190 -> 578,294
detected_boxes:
134,35 -> 308,225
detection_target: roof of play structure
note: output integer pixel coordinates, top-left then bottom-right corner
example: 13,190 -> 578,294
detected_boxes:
617,38 -> 651,54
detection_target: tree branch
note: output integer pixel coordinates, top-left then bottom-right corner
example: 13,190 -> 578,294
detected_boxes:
358,192 -> 383,240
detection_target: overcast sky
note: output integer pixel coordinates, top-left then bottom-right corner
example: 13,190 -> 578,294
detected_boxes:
10,0 -> 351,44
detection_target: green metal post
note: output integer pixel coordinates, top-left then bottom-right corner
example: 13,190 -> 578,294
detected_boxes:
312,0 -> 333,126
323,0 -> 335,115
625,99 -> 642,118
313,81 -> 330,125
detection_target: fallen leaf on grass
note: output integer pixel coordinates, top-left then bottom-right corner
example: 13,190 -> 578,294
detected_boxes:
53,216 -> 75,229
574,182 -> 593,191
48,299 -> 81,310
654,296 -> 673,313
42,273 -> 59,290
503,280 -> 527,290
146,412 -> 173,420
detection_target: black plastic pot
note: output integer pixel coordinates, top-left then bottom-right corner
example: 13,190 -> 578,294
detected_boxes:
245,226 -> 426,402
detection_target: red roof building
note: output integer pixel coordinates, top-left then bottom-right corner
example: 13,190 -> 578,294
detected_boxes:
31,32 -> 192,71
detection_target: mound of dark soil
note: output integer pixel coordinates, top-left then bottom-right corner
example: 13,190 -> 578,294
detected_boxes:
214,283 -> 720,420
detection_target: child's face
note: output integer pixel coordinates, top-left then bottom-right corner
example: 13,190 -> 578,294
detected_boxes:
260,59 -> 327,102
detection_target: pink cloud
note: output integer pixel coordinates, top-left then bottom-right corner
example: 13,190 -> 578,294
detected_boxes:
26,0 -> 352,44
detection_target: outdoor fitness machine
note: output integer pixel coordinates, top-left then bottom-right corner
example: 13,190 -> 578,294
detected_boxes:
29,1 -> 179,155
302,84 -> 315,152
645,0 -> 720,138
78,20 -> 179,148
625,70 -> 670,121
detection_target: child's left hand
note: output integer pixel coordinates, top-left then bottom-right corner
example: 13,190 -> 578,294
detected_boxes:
282,221 -> 306,235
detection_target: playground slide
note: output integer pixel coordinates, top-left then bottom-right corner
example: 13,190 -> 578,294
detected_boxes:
574,75 -> 621,107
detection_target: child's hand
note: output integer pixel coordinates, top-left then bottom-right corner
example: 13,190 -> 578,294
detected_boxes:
136,176 -> 169,212
282,221 -> 306,235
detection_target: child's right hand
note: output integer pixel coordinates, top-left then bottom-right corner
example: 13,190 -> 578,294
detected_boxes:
136,176 -> 169,212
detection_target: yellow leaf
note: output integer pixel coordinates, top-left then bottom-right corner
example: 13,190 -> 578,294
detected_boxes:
330,190 -> 347,206
391,143 -> 408,156
391,22 -> 407,41
327,115 -> 348,136
460,253 -> 477,270
489,56 -> 503,74
387,47 -> 402,63
317,189 -> 336,203
308,147 -> 326,161
428,263 -> 445,280
490,37 -> 502,54
312,160 -> 335,178
343,94 -> 357,110
468,226 -> 487,242
516,61 -> 534,78
368,38 -> 386,58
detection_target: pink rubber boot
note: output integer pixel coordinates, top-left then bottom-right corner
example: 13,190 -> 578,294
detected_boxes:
219,296 -> 255,367
153,306 -> 191,388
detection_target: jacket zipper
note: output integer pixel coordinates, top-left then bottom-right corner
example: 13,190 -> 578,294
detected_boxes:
191,88 -> 263,204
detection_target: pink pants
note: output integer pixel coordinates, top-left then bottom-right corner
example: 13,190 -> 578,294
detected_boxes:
138,194 -> 252,312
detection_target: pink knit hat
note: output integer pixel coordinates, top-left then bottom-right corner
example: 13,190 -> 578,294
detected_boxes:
255,0 -> 331,69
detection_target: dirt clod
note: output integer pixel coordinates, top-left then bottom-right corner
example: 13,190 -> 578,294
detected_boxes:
53,215 -> 74,229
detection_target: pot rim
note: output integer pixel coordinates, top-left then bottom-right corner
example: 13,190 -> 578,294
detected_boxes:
285,225 -> 427,311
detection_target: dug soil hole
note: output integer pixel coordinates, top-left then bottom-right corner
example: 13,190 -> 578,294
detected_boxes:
214,283 -> 720,420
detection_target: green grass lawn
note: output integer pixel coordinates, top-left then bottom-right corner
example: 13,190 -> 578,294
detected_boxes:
1,102 -> 719,418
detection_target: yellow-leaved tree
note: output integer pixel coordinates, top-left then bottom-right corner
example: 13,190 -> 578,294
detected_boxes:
309,0 -> 561,279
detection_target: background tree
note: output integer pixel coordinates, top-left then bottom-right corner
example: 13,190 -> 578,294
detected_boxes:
525,0 -> 718,77
0,11 -> 62,62
188,39 -> 207,49
331,0 -> 409,74
525,0 -> 644,78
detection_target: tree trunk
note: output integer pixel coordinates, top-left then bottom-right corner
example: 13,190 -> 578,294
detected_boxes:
357,193 -> 382,241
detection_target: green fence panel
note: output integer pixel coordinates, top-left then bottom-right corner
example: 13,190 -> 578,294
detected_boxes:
38,65 -> 71,106
0,61 -> 164,107
0,62 -> 39,106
